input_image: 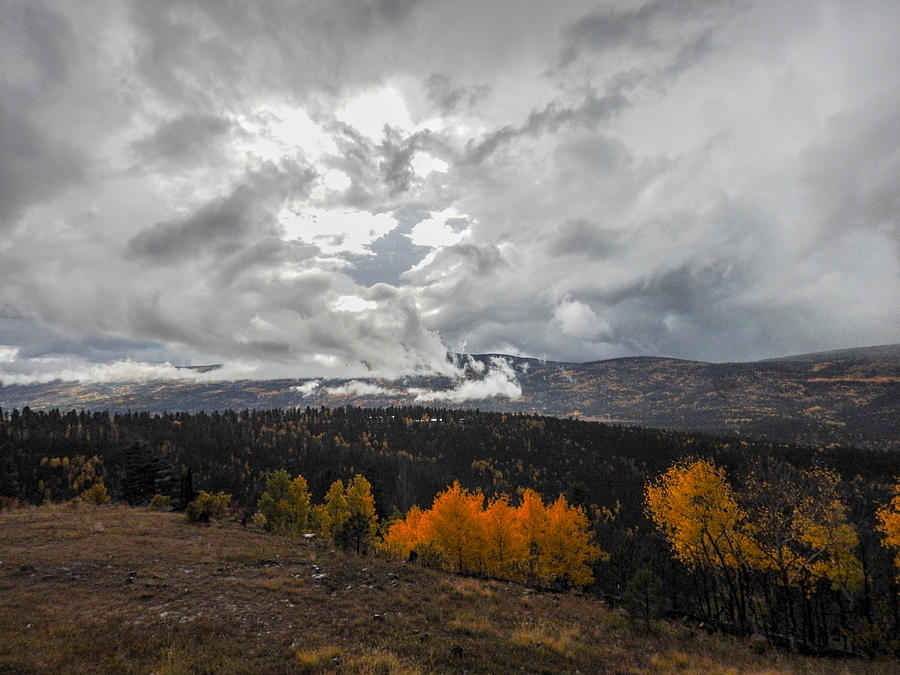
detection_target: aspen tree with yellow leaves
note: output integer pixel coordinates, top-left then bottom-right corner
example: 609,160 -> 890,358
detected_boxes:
315,479 -> 349,540
645,458 -> 757,631
315,475 -> 378,553
646,458 -> 864,647
742,462 -> 863,643
875,483 -> 900,577
256,469 -> 311,536
340,474 -> 378,553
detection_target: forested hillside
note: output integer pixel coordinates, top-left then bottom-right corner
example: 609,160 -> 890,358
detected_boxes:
2,344 -> 897,451
3,405 -> 900,655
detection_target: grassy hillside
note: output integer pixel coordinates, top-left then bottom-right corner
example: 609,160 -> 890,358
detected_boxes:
1,504 -> 896,674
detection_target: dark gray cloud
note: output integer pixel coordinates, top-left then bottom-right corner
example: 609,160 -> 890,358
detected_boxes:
426,74 -> 490,114
127,186 -> 262,261
2,1 -> 75,94
127,163 -> 315,262
463,81 -> 633,165
132,114 -> 233,165
559,0 -> 732,64
127,0 -> 425,106
0,101 -> 83,231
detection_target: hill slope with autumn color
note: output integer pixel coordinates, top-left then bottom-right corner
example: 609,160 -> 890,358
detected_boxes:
1,343 -> 898,449
3,503 -> 897,674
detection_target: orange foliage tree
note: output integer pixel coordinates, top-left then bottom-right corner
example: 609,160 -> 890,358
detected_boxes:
419,481 -> 485,573
481,494 -> 526,579
380,481 -> 605,588
381,505 -> 426,559
541,495 -> 606,588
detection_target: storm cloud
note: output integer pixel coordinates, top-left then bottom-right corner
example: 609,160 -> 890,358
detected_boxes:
0,0 -> 897,384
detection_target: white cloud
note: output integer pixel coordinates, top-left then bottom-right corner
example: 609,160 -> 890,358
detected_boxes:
326,380 -> 391,396
410,357 -> 522,403
333,295 -> 377,312
0,357 -> 197,385
291,380 -> 320,396
410,151 -> 449,177
322,169 -> 352,191
553,298 -> 612,340
337,87 -> 414,142
408,208 -> 470,248
0,346 -> 19,363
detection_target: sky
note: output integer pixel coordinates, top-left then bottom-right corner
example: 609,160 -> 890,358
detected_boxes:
1,0 -> 898,384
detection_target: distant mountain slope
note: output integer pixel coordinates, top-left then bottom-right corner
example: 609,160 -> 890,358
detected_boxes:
1,344 -> 898,450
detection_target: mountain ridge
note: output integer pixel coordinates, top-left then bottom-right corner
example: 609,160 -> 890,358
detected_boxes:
1,343 -> 898,450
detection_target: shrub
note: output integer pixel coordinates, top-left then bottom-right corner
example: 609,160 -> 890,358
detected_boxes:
185,490 -> 232,523
79,482 -> 111,505
295,645 -> 341,672
149,494 -> 172,511
0,496 -> 26,511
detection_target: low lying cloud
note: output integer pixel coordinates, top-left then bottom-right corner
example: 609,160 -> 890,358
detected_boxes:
291,380 -> 321,396
410,357 -> 522,403
0,357 -> 203,385
0,346 -> 20,364
326,380 -> 391,396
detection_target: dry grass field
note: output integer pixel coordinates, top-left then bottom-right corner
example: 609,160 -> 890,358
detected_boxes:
1,503 -> 897,674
